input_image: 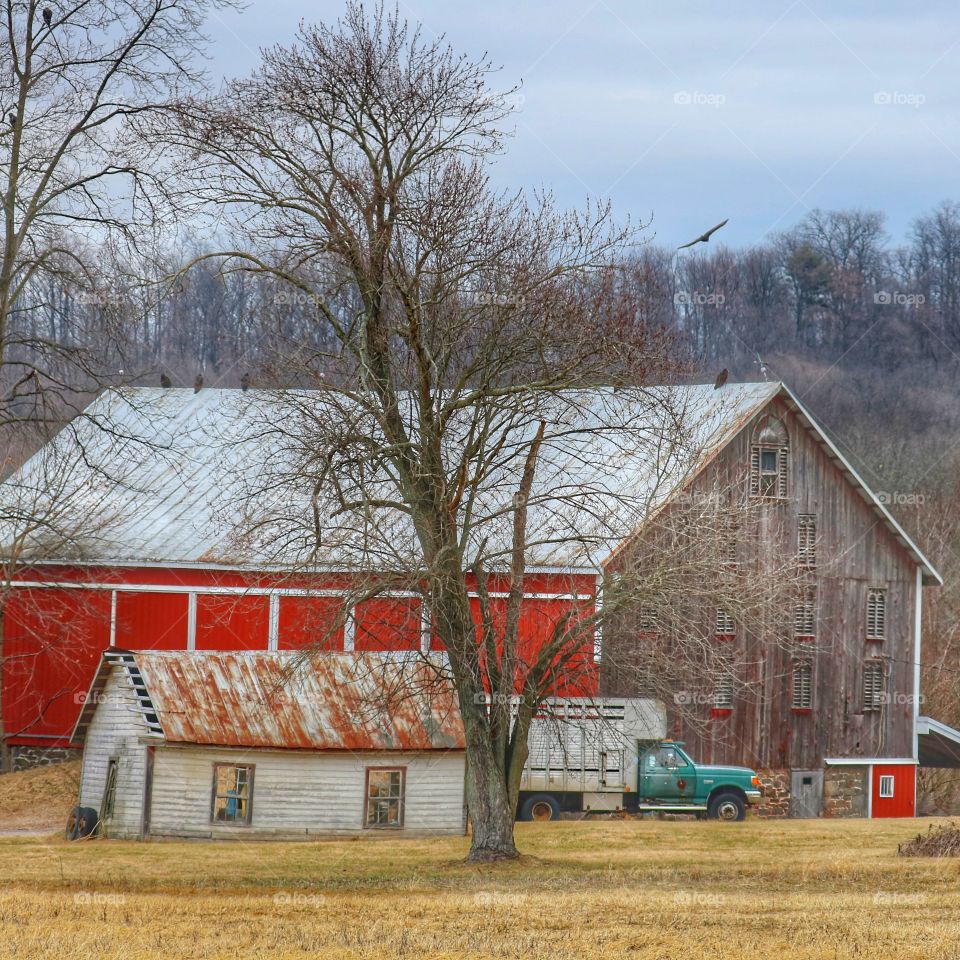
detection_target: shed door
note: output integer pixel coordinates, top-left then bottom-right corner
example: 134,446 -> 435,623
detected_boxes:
789,770 -> 823,818
871,764 -> 916,818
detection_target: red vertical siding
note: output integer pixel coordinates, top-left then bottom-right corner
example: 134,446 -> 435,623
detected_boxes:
2,588 -> 112,744
115,591 -> 189,649
278,595 -> 345,650
871,764 -> 916,818
354,597 -> 422,651
195,594 -> 269,651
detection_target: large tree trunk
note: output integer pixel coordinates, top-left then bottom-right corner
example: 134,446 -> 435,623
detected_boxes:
462,712 -> 519,861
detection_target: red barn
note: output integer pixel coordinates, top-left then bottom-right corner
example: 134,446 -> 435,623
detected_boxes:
2,381 -> 955,820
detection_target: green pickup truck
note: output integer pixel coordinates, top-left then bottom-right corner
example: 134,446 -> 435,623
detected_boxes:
636,741 -> 762,821
517,700 -> 762,822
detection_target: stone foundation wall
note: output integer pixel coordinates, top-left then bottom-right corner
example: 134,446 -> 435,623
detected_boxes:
10,746 -> 81,771
756,768 -> 790,817
822,765 -> 868,818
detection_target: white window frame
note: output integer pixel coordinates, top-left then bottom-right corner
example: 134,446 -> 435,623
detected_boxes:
878,774 -> 895,798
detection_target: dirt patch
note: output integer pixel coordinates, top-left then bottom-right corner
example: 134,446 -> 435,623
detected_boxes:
898,821 -> 960,857
0,760 -> 80,833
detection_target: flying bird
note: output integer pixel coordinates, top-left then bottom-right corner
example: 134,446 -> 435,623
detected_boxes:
240,372 -> 251,392
159,372 -> 172,388
714,368 -> 729,390
42,6 -> 52,26
193,373 -> 203,393
677,218 -> 729,250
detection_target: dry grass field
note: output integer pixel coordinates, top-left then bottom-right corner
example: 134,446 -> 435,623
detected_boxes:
1,816 -> 959,959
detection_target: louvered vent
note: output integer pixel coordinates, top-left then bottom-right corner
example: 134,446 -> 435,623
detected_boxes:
866,588 -> 887,640
716,609 -> 735,635
713,670 -> 734,709
798,514 -> 816,567
862,660 -> 885,712
794,587 -> 816,636
791,659 -> 813,709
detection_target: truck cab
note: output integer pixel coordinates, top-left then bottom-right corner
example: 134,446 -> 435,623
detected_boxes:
636,741 -> 762,820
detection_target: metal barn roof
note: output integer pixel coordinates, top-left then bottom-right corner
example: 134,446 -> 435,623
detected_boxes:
73,650 -> 465,751
0,381 -> 940,582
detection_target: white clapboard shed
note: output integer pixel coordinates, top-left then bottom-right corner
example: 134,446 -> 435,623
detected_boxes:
71,650 -> 467,840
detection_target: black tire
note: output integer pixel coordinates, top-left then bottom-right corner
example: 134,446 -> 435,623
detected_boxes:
65,806 -> 81,841
518,794 -> 561,822
707,791 -> 746,822
75,806 -> 99,839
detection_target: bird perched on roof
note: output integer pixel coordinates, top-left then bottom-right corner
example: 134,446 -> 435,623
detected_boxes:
42,6 -> 52,26
714,368 -> 729,390
193,373 -> 203,393
159,372 -> 172,388
677,218 -> 729,250
240,372 -> 251,392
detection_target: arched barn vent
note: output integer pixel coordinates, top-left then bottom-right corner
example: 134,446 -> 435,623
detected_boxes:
105,651 -> 163,738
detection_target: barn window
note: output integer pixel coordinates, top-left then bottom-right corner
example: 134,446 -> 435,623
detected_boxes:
794,586 -> 816,637
715,609 -> 735,637
365,767 -> 405,828
866,588 -> 887,640
101,758 -> 119,822
211,764 -> 254,825
797,515 -> 816,567
750,417 -> 789,498
862,660 -> 886,712
878,774 -> 895,798
791,659 -> 813,709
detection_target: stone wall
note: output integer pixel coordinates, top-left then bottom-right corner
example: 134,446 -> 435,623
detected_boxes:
756,768 -> 790,817
822,765 -> 868,817
10,746 -> 81,771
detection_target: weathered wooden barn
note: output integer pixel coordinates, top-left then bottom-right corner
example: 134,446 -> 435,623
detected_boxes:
2,381 -> 956,817
72,650 -> 466,839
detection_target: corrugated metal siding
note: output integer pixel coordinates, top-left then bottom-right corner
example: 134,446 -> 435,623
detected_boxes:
133,651 -> 465,751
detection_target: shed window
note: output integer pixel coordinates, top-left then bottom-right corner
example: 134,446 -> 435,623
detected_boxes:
101,758 -> 119,822
798,515 -> 816,567
715,609 -> 735,636
867,588 -> 887,640
794,587 -> 816,637
365,768 -> 405,828
791,659 -> 813,709
750,417 -> 789,498
878,774 -> 895,798
862,660 -> 886,712
211,764 -> 254,825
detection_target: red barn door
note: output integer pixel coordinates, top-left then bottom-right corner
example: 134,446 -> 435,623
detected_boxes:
871,764 -> 916,818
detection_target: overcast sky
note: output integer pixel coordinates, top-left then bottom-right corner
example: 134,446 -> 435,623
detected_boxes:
208,1 -> 960,249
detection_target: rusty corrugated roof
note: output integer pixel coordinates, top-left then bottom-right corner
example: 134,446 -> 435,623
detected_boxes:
130,651 -> 464,751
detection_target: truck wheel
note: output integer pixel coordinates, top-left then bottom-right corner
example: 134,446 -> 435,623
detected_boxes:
708,792 -> 746,821
65,807 -> 81,841
519,795 -> 561,822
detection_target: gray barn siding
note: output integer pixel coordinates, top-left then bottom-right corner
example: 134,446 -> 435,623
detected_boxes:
146,745 -> 467,840
77,665 -> 149,837
603,395 -> 920,771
